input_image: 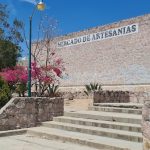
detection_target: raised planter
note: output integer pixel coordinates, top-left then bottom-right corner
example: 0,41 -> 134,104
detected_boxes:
0,97 -> 64,131
93,91 -> 130,103
93,91 -> 150,103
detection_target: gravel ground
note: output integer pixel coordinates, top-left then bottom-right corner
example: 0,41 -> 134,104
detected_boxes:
64,99 -> 93,111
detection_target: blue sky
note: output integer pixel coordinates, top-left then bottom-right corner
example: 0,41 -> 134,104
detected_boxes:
1,0 -> 150,57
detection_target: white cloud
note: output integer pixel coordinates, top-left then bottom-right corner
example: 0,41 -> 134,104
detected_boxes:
20,0 -> 37,5
21,57 -> 27,61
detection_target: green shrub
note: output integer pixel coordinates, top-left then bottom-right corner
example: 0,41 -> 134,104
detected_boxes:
0,76 -> 11,108
15,83 -> 27,97
84,83 -> 102,96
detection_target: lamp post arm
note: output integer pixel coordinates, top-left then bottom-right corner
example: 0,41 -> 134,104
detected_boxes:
30,5 -> 37,19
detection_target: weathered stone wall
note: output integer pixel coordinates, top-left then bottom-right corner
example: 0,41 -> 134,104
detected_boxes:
93,91 -> 150,103
59,91 -> 92,100
32,14 -> 150,99
142,100 -> 150,150
130,91 -> 150,103
59,85 -> 150,103
94,91 -> 130,103
51,14 -> 150,86
0,97 -> 64,131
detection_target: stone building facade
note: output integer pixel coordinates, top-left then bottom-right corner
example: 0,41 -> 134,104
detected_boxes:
33,14 -> 150,96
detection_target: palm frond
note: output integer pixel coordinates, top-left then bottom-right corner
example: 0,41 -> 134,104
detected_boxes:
85,85 -> 91,92
84,90 -> 89,96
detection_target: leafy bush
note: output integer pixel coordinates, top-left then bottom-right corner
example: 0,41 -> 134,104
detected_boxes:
0,76 -> 11,108
84,83 -> 102,96
0,66 -> 28,97
0,62 -> 64,97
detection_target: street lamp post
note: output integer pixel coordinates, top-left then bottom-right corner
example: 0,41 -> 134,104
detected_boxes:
28,0 -> 45,97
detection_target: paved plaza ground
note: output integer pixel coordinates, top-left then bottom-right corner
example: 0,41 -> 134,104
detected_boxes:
0,99 -> 96,150
0,134 -> 98,150
64,98 -> 92,111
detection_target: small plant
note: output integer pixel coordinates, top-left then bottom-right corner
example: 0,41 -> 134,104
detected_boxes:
47,84 -> 60,97
0,76 -> 11,108
15,83 -> 27,97
84,83 -> 102,96
39,84 -> 60,97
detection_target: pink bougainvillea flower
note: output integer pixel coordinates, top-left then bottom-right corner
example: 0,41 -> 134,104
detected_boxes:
53,67 -> 62,77
42,76 -> 52,84
55,58 -> 62,65
0,66 -> 28,84
51,52 -> 55,56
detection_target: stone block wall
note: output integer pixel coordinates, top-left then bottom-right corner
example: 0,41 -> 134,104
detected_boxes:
93,90 -> 150,103
94,91 -> 130,103
142,100 -> 150,150
59,91 -> 92,100
32,14 -> 150,101
0,97 -> 64,131
51,14 -> 150,86
129,91 -> 150,103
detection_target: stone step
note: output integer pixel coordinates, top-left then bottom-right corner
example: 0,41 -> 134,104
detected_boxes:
0,129 -> 27,137
89,106 -> 142,114
41,121 -> 142,142
93,103 -> 143,109
0,134 -> 103,150
27,127 -> 142,150
64,110 -> 142,124
53,116 -> 141,132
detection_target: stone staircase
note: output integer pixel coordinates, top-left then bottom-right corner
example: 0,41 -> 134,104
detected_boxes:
27,103 -> 143,150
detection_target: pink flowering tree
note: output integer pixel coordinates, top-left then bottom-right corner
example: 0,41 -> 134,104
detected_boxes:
0,66 -> 28,97
0,15 -> 66,97
31,58 -> 65,97
28,15 -> 66,97
0,56 -> 65,97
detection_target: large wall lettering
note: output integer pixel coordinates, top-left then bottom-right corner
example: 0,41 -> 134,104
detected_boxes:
57,24 -> 138,48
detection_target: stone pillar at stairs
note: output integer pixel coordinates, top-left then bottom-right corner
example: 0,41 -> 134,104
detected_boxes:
142,100 -> 150,150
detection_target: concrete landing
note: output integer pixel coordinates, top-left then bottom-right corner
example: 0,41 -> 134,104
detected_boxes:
27,127 -> 142,150
0,101 -> 143,150
0,134 -> 99,150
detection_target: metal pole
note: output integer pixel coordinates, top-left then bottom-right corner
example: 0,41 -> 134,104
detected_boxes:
28,16 -> 32,97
